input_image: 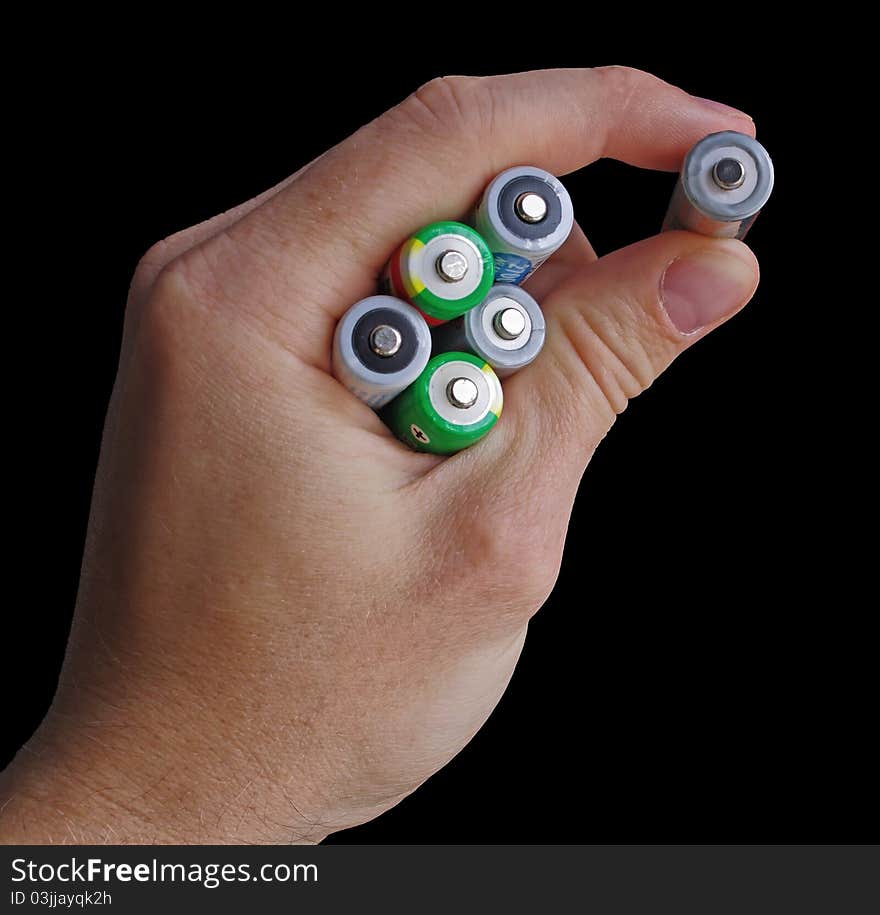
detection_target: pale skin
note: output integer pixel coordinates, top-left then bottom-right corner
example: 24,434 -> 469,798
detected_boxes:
1,68 -> 760,843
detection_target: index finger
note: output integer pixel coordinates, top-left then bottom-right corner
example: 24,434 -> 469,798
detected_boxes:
192,67 -> 754,345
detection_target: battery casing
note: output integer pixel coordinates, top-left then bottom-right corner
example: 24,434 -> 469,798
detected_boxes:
332,295 -> 432,409
380,352 -> 503,455
662,131 -> 774,239
474,166 -> 574,285
430,284 -> 545,377
382,221 -> 494,325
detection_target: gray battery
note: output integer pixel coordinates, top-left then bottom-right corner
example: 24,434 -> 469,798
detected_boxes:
431,284 -> 545,378
662,131 -> 774,239
332,295 -> 432,409
474,166 -> 574,285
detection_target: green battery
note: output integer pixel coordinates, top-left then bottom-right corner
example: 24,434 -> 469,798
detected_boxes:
382,221 -> 494,325
381,352 -> 503,455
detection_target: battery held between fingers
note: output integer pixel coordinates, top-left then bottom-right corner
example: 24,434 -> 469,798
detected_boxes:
662,130 -> 774,239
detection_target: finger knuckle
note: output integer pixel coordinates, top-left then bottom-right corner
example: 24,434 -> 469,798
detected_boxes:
130,222 -> 210,303
594,64 -> 650,94
129,237 -> 175,304
392,75 -> 489,141
557,302 -> 667,417
135,252 -> 212,368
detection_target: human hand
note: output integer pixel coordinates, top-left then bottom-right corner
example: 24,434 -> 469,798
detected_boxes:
0,68 -> 759,844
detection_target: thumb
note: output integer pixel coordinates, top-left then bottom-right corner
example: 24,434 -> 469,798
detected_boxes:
435,232 -> 759,534
520,229 -> 758,456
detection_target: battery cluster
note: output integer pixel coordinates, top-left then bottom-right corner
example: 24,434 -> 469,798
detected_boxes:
332,166 -> 574,455
332,132 -> 773,456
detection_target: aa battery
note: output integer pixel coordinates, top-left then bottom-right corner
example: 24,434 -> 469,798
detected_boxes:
382,221 -> 494,326
474,166 -> 574,285
332,295 -> 432,409
662,131 -> 774,240
380,352 -> 503,455
430,284 -> 545,378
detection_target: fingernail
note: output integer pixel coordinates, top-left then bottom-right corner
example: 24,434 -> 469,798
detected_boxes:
693,96 -> 753,121
661,248 -> 757,335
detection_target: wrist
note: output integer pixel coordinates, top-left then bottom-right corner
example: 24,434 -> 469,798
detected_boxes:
1,679 -> 330,845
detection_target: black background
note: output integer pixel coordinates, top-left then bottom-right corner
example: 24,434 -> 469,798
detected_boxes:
6,30 -> 866,842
